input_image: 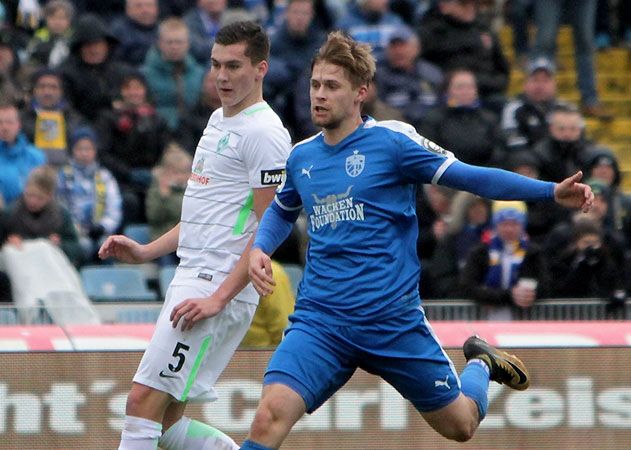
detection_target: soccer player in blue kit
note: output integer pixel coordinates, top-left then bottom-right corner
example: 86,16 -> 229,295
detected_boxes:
242,32 -> 594,449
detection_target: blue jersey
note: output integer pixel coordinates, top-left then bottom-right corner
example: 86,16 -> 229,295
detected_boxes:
275,117 -> 456,324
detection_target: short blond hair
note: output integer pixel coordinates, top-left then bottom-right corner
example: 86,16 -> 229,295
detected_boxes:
27,165 -> 58,195
312,31 -> 376,89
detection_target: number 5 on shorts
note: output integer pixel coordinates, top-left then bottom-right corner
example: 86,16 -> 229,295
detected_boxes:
169,342 -> 190,373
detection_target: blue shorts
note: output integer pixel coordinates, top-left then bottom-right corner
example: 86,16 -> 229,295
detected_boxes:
263,306 -> 460,414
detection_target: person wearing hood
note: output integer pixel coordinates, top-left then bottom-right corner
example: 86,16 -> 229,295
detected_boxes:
57,126 -> 122,263
20,68 -> 84,167
460,200 -> 549,320
0,102 -> 46,206
375,26 -> 443,129
59,14 -> 131,123
585,149 -> 631,242
418,0 -> 510,113
419,68 -> 502,167
336,0 -> 405,61
532,102 -> 596,183
141,17 -> 204,131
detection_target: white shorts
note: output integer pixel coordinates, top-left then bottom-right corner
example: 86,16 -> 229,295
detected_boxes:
133,276 -> 257,402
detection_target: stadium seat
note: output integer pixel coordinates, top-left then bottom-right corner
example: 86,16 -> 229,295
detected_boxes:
116,308 -> 161,324
158,265 -> 177,298
282,263 -> 304,295
0,308 -> 18,325
80,266 -> 158,302
123,223 -> 152,244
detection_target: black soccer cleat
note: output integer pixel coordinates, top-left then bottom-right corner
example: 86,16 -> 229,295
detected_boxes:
463,335 -> 530,391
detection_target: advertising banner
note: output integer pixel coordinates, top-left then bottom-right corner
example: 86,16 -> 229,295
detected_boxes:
1,348 -> 630,449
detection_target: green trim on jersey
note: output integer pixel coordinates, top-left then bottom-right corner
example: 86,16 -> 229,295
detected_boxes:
180,335 -> 212,402
233,190 -> 254,235
243,104 -> 271,116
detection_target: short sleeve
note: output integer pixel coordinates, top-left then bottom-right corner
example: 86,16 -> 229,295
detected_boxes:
274,151 -> 303,212
241,123 -> 292,189
392,122 -> 458,185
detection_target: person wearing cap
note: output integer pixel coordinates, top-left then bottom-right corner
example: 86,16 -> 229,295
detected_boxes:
501,57 -> 564,153
460,200 -> 548,320
57,126 -> 122,263
418,0 -> 510,114
375,25 -> 443,129
20,68 -> 83,167
532,102 -> 598,183
59,14 -> 131,123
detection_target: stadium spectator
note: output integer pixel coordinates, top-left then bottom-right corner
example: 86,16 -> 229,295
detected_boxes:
0,38 -> 25,106
548,216 -> 625,304
460,200 -> 548,320
419,69 -> 502,167
266,0 -> 325,132
504,150 -> 570,244
336,0 -> 405,61
426,192 -> 492,298
25,0 -> 74,68
532,103 -> 596,183
20,68 -> 83,167
59,14 -> 131,123
110,0 -> 160,67
501,57 -> 563,153
532,0 -> 612,119
70,0 -> 126,23
585,149 -> 631,244
177,67 -> 222,153
96,71 -> 171,225
183,0 -> 228,65
361,77 -> 405,122
145,143 -> 191,266
416,184 -> 457,270
375,26 -> 443,129
142,17 -> 205,131
506,0 -> 534,69
57,127 -> 122,264
419,0 -> 510,113
3,165 -> 82,267
0,102 -> 46,205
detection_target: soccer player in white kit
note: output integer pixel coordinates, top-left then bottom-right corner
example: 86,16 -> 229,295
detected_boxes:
98,21 -> 292,450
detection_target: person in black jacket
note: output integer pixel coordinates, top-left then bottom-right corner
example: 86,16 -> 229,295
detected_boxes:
419,69 -> 502,167
59,14 -> 131,123
418,0 -> 509,113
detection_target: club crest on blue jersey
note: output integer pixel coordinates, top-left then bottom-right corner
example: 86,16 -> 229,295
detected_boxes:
345,150 -> 365,177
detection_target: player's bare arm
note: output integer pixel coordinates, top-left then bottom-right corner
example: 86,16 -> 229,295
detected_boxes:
171,186 -> 278,331
249,247 -> 275,296
98,223 -> 180,263
553,171 -> 594,212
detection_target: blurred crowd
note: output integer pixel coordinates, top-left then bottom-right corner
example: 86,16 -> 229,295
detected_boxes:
0,0 -> 629,315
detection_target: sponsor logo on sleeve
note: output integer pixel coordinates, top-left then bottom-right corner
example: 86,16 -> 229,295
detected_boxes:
261,169 -> 285,185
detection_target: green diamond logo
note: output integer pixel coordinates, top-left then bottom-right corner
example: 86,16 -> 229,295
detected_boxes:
217,133 -> 230,153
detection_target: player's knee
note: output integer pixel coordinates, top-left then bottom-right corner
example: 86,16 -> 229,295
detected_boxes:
249,406 -> 275,439
125,385 -> 153,415
443,419 -> 476,442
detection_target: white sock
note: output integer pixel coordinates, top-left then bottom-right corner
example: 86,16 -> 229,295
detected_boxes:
118,415 -> 162,450
159,416 -> 239,450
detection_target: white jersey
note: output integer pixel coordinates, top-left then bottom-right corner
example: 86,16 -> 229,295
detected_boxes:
174,101 -> 291,304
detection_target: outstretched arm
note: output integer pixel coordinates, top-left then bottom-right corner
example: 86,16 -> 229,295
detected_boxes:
439,161 -> 593,211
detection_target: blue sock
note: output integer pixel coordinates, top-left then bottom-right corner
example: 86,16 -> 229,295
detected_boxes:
241,439 -> 275,450
460,360 -> 490,420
